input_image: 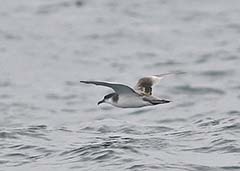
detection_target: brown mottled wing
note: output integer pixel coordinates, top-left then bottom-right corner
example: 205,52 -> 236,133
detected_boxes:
80,81 -> 138,95
134,77 -> 154,96
134,72 -> 183,96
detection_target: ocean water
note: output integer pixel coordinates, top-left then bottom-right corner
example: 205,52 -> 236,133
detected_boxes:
0,0 -> 240,170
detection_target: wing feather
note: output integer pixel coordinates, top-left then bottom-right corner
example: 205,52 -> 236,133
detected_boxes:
80,81 -> 137,95
135,72 -> 184,96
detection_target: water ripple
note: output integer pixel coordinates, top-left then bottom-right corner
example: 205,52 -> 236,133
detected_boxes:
36,0 -> 84,14
173,85 -> 225,95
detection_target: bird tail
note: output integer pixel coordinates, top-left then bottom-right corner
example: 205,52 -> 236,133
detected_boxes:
143,97 -> 171,105
150,99 -> 171,105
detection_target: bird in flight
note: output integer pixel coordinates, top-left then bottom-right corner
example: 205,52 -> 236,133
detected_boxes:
80,72 -> 180,108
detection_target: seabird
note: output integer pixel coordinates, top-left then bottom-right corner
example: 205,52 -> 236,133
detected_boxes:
80,72 -> 180,108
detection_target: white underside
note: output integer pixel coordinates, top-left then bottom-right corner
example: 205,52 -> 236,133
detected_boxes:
108,94 -> 152,108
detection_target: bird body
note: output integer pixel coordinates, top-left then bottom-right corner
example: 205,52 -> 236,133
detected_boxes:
80,72 -> 182,108
110,93 -> 150,108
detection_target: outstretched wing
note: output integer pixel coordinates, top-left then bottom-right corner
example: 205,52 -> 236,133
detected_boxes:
80,81 -> 137,95
134,72 -> 184,96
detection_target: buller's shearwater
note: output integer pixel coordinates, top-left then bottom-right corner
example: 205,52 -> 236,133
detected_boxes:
80,72 -> 180,108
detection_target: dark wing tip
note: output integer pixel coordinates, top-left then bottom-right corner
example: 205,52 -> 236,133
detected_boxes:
164,100 -> 171,103
80,81 -> 90,84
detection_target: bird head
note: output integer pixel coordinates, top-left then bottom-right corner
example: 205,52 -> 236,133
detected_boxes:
97,93 -> 115,105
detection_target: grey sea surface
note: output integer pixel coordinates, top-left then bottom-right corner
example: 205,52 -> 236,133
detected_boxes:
0,0 -> 240,170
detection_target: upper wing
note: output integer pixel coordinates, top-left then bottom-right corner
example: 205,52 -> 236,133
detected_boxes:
80,81 -> 137,95
134,72 -> 184,96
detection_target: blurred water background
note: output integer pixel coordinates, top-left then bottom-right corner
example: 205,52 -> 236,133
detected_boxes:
0,0 -> 240,170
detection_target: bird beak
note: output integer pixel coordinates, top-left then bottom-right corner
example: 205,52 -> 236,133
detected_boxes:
97,99 -> 105,105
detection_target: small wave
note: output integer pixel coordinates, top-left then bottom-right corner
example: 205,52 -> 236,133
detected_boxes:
151,60 -> 182,67
195,53 -> 212,63
0,125 -> 49,140
0,94 -> 12,99
200,70 -> 233,78
194,117 -> 221,127
59,136 -> 139,163
227,110 -> 240,116
157,118 -> 187,124
46,93 -> 78,100
172,85 -> 225,95
36,0 -> 84,14
0,80 -> 12,87
0,131 -> 18,139
221,166 -> 240,170
146,126 -> 174,133
179,114 -> 240,154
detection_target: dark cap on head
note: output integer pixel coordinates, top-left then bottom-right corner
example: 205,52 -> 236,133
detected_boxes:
104,93 -> 115,99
